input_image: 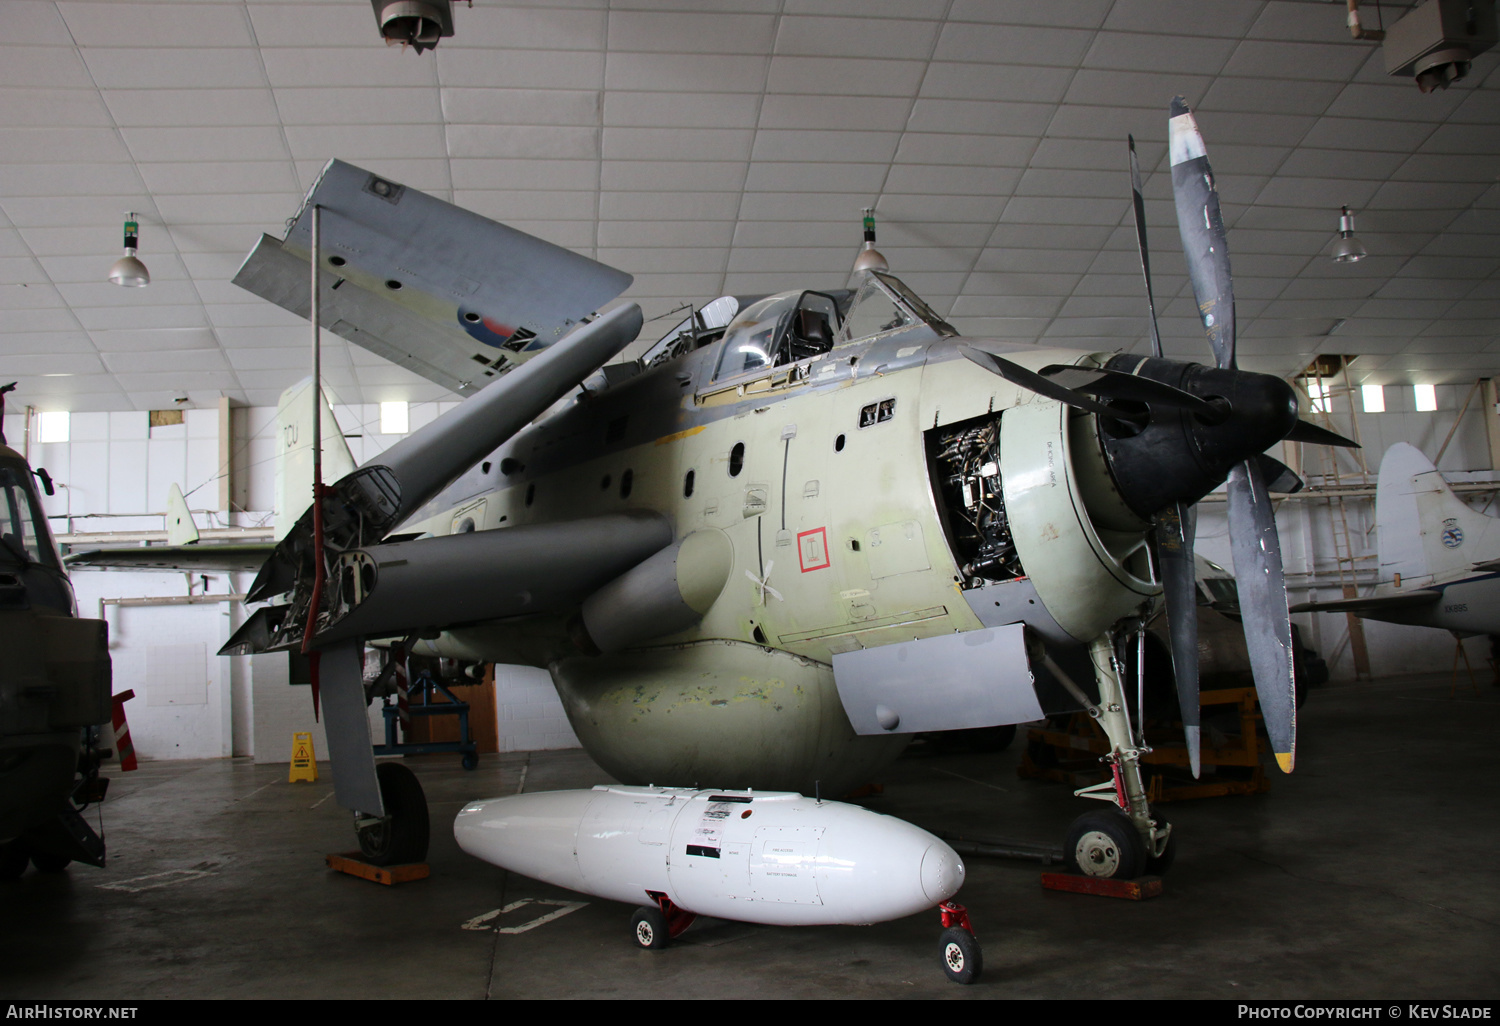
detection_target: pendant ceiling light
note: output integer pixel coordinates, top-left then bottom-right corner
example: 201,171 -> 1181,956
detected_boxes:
107,213 -> 150,287
1331,205 -> 1367,264
852,207 -> 889,275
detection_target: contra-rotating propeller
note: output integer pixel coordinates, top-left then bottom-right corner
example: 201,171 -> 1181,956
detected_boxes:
962,100 -> 1358,778
1169,96 -> 1295,776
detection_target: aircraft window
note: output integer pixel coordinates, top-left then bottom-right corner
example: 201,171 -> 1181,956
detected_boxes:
784,292 -> 840,364
872,271 -> 956,334
684,469 -> 695,498
835,434 -> 845,452
712,294 -> 797,381
525,483 -> 535,507
0,463 -> 59,568
710,291 -> 843,383
840,272 -> 957,343
643,295 -> 741,367
620,469 -> 633,499
600,473 -> 612,491
729,442 -> 745,477
840,278 -> 914,342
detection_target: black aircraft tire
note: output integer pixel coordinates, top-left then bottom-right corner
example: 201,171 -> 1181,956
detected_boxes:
31,851 -> 72,873
357,762 -> 430,866
0,841 -> 29,880
631,906 -> 670,950
1064,808 -> 1146,880
940,927 -> 982,984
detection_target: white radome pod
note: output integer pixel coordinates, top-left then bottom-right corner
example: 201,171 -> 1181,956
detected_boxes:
455,785 -> 965,927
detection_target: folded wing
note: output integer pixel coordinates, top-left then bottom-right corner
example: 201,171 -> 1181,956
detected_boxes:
233,159 -> 634,396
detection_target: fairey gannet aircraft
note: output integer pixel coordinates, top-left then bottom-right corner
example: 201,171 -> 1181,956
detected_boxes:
125,99 -> 1354,883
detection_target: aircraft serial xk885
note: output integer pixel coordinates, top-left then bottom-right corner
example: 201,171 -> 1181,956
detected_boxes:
173,99 -> 1355,881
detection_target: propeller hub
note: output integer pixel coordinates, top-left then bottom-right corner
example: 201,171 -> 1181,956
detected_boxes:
1095,356 -> 1298,519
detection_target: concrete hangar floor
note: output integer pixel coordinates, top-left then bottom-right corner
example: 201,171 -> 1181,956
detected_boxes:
5,673 -> 1497,1001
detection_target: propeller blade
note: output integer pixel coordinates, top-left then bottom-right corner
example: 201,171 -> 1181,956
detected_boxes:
1039,364 -> 1224,422
1253,453 -> 1304,494
1129,135 -> 1164,361
1225,458 -> 1297,773
1286,419 -> 1360,448
1155,500 -> 1201,778
960,347 -> 1139,427
1169,97 -> 1236,371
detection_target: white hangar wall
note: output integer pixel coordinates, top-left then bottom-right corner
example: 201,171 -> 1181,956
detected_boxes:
8,397 -> 578,763
10,377 -> 1494,760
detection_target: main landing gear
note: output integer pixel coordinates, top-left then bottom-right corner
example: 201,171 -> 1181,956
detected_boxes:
355,762 -> 430,866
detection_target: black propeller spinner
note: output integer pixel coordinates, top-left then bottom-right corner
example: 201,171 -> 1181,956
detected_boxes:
1094,356 -> 1299,517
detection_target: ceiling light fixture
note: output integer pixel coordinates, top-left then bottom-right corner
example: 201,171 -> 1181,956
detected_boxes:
852,207 -> 888,275
371,1 -> 455,53
1331,205 -> 1367,264
107,213 -> 150,287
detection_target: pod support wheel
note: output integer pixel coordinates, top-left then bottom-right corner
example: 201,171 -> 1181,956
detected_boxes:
940,927 -> 982,985
937,901 -> 982,984
631,906 -> 670,950
634,891 -> 696,949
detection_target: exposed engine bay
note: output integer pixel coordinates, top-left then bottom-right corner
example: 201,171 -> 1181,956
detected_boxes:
927,415 -> 1025,587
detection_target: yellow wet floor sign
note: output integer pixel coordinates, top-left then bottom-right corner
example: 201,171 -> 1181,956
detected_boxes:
290,732 -> 318,783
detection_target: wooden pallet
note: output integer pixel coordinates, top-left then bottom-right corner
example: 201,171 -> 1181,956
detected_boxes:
1018,687 -> 1270,802
326,852 -> 429,886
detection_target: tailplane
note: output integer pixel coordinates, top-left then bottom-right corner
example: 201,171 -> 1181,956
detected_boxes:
274,377 -> 357,541
1376,442 -> 1500,589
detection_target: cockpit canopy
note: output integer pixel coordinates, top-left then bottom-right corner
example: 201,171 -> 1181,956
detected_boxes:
709,272 -> 955,384
712,291 -> 841,381
635,271 -> 955,387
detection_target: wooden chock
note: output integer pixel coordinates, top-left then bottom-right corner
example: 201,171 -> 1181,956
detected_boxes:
1041,872 -> 1163,900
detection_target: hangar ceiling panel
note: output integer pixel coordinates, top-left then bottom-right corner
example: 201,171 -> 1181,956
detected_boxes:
0,0 -> 1496,416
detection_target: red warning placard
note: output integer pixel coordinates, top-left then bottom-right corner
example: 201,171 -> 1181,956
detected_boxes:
797,527 -> 830,573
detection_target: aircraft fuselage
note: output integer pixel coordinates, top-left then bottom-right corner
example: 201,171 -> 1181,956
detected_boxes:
399,303 -> 1160,792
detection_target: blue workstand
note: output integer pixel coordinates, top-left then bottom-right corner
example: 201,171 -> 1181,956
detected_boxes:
375,669 -> 480,770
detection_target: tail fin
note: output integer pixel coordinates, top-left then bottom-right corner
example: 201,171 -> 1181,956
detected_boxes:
165,483 -> 200,545
274,377 -> 357,541
1376,442 -> 1500,588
